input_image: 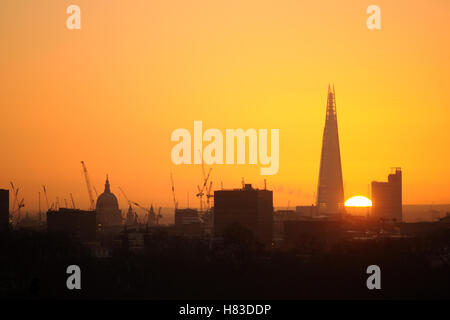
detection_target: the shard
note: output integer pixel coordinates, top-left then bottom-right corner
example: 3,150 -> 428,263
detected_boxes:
316,85 -> 345,215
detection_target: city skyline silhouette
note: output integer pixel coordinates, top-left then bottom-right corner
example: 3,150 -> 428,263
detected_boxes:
1,0 -> 450,302
1,1 -> 450,213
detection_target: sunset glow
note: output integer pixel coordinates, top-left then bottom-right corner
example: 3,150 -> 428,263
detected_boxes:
1,1 -> 450,211
345,196 -> 372,207
1,1 -> 450,301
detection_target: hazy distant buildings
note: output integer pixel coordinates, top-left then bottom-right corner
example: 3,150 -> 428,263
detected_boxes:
175,208 -> 201,226
316,85 -> 345,215
96,176 -> 122,226
125,205 -> 138,226
47,208 -> 96,241
273,209 -> 308,242
295,205 -> 316,217
284,219 -> 345,249
214,184 -> 273,246
172,208 -> 203,237
371,168 -> 402,221
0,189 -> 9,229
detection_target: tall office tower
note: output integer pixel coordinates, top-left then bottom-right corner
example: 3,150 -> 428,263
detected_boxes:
0,189 -> 9,230
316,85 -> 345,215
214,184 -> 273,246
371,168 -> 402,221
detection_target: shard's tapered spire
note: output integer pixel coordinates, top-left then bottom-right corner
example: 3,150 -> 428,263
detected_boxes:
316,85 -> 345,215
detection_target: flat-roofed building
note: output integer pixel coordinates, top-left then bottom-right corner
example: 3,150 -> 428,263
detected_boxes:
283,219 -> 345,249
174,208 -> 203,237
0,189 -> 9,230
214,184 -> 273,246
174,208 -> 201,226
47,208 -> 96,241
371,168 -> 402,221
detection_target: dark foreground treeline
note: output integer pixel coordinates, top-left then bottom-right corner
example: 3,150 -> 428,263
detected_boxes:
0,227 -> 449,299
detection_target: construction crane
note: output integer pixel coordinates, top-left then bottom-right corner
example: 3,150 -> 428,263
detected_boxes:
118,186 -> 135,224
157,207 -> 162,224
9,182 -> 24,224
70,193 -> 76,209
81,161 -> 96,210
119,185 -> 163,225
17,198 -> 24,225
132,202 -> 161,225
206,181 -> 214,211
125,205 -> 138,225
132,202 -> 155,225
42,185 -> 50,211
196,167 -> 212,212
118,186 -> 132,207
10,182 -> 21,213
199,155 -> 207,210
140,204 -> 162,225
10,183 -> 19,213
200,150 -> 206,182
93,186 -> 99,198
170,172 -> 178,210
11,198 -> 24,225
38,191 -> 41,223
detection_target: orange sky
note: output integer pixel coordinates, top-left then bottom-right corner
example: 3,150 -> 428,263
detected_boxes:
1,0 -> 450,211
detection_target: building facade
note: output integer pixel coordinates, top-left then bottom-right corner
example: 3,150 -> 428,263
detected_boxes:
0,189 -> 9,229
371,168 -> 402,221
174,208 -> 201,226
316,85 -> 345,215
47,208 -> 96,241
214,184 -> 273,246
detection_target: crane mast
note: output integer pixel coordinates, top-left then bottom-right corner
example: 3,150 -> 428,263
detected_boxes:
206,181 -> 213,210
157,207 -> 162,224
38,191 -> 41,223
10,182 -> 18,213
170,172 -> 178,210
81,161 -> 96,210
16,198 -> 24,224
196,167 -> 212,213
118,186 -> 132,207
70,193 -> 76,209
42,185 -> 50,211
132,202 -> 163,226
93,186 -> 99,198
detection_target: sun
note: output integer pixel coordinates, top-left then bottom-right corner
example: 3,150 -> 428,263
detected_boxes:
345,196 -> 372,207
